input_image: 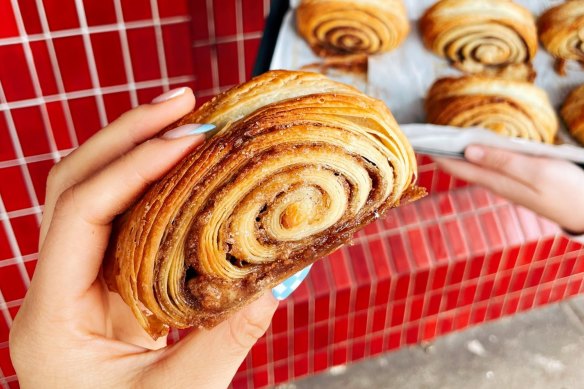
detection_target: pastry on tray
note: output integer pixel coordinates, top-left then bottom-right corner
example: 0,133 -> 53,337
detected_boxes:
104,70 -> 424,339
538,1 -> 584,76
296,0 -> 409,57
561,84 -> 584,145
420,0 -> 538,81
425,75 -> 558,143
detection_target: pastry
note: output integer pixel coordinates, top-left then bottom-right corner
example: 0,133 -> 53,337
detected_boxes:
296,0 -> 409,57
105,70 -> 423,338
426,75 -> 558,143
539,1 -> 584,76
561,84 -> 584,145
420,0 -> 538,81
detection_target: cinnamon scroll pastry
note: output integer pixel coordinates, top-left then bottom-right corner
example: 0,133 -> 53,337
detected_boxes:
561,84 -> 584,145
420,0 -> 538,81
426,76 -> 558,143
539,1 -> 584,76
105,70 -> 423,338
296,0 -> 409,57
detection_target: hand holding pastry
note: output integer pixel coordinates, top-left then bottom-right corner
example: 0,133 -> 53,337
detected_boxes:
435,146 -> 584,234
9,88 -> 278,389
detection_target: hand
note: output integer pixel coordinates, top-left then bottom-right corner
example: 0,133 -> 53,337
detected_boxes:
9,88 -> 278,389
435,145 -> 584,234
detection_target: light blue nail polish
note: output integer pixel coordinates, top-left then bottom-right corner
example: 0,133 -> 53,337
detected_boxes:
272,265 -> 313,300
191,123 -> 216,135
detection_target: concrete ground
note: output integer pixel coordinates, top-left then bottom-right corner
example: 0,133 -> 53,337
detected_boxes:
279,296 -> 584,389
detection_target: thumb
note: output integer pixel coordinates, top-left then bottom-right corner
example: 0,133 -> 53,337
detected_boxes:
143,293 -> 278,388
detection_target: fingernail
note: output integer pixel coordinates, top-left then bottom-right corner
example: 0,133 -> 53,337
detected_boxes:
161,123 -> 216,140
272,265 -> 312,300
151,87 -> 188,104
465,146 -> 485,162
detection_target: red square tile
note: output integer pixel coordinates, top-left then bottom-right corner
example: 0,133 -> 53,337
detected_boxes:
517,241 -> 538,266
10,215 -> 39,255
385,331 -> 401,351
435,170 -> 452,192
334,288 -> 351,316
408,297 -> 424,321
44,0 -> 79,30
470,187 -> 490,208
535,238 -> 555,262
443,219 -> 468,258
477,279 -> 495,301
486,301 -> 503,320
422,318 -> 437,341
0,346 -> 15,376
252,368 -> 269,388
0,45 -> 36,102
192,45 -> 214,91
501,247 -> 521,271
426,225 -> 449,263
46,101 -> 74,150
0,0 -> 20,38
352,312 -> 368,338
18,0 -> 43,34
0,264 -> 28,301
0,114 -> 16,161
566,279 -> 582,297
12,106 -> 52,156
413,270 -> 429,295
314,295 -> 329,322
461,215 -> 486,254
30,41 -> 59,96
244,38 -> 261,79
294,328 -> 309,355
535,286 -> 552,306
426,292 -> 442,316
518,291 -> 536,312
272,335 -> 289,362
417,198 -> 437,220
431,265 -> 448,290
348,245 -> 370,284
390,302 -> 406,327
408,229 -> 431,268
0,167 -> 33,211
8,380 -> 20,389
370,334 -> 384,356
0,313 -> 9,343
437,316 -> 453,335
294,355 -> 309,378
354,285 -> 371,311
212,0 -> 237,37
157,0 -> 188,17
273,363 -> 288,385
444,289 -> 460,310
83,0 -> 116,26
374,278 -> 391,306
393,274 -> 410,300
91,32 -> 127,87
26,159 -> 54,204
493,274 -> 511,297
313,323 -> 330,350
0,227 -> 14,261
103,92 -> 133,123
190,0 -> 209,41
230,374 -> 248,389
162,23 -> 194,77
25,259 -> 37,279
69,97 -> 102,143
251,340 -> 268,367
448,261 -> 466,285
558,257 -> 577,278
332,344 -> 348,365
417,169 -> 434,191
351,340 -> 366,361
509,270 -> 528,293
314,350 -> 328,372
549,282 -> 568,303
459,284 -> 478,306
525,266 -> 544,288
121,0 -> 151,21
333,317 -> 349,343
541,261 -> 561,283
388,234 -> 411,273
551,236 -> 571,258
216,42 -> 240,87
54,36 -> 93,92
372,306 -> 387,332
479,212 -> 504,249
242,0 -> 266,33
485,252 -> 503,275
468,256 -> 485,279
127,27 -> 162,82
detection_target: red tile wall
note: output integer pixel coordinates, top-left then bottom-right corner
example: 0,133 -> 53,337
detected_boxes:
1,1 -> 583,389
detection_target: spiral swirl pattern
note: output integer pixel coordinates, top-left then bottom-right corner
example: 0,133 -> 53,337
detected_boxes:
561,84 -> 584,145
296,0 -> 409,57
420,0 -> 537,81
539,1 -> 584,76
426,76 -> 558,143
105,71 -> 422,338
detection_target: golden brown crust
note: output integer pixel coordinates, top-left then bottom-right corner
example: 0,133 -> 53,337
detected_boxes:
420,0 -> 538,81
561,84 -> 584,145
425,75 -> 558,143
104,70 -> 423,338
539,1 -> 584,76
296,0 -> 409,57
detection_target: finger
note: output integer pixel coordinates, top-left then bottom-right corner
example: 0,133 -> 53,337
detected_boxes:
40,88 -> 196,246
434,157 -> 540,206
143,294 -> 279,388
463,145 -> 545,190
35,131 -> 205,298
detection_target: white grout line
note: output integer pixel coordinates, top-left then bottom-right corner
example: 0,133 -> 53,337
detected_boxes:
0,197 -> 31,288
0,75 -> 194,111
192,31 -> 263,48
0,298 -> 23,310
150,0 -> 170,92
264,0 -> 271,17
74,0 -> 109,127
0,148 -> 74,169
0,16 -> 190,46
113,0 -> 138,107
0,82 -> 43,224
0,254 -> 37,268
235,0 -> 247,83
34,0 -> 79,149
10,0 -> 61,163
206,0 -> 221,95
0,205 -> 43,220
